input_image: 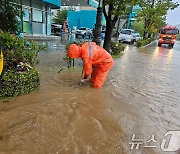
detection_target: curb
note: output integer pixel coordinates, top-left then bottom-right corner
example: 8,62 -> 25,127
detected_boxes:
141,40 -> 157,48
23,34 -> 61,41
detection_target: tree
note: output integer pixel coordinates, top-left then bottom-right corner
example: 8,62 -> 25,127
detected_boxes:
137,0 -> 179,39
53,9 -> 68,24
102,0 -> 139,52
0,0 -> 22,33
131,21 -> 144,36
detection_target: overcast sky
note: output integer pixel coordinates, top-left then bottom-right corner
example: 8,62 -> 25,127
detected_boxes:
166,0 -> 180,25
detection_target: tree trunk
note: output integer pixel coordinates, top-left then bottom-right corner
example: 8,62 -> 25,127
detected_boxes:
143,31 -> 147,39
148,33 -> 151,39
103,22 -> 113,52
102,3 -> 118,52
116,18 -> 120,41
143,18 -> 148,39
93,6 -> 103,45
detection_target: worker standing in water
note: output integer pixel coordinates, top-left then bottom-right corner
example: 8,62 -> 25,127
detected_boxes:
67,42 -> 114,88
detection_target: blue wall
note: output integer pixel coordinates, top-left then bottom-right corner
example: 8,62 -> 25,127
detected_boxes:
43,0 -> 61,8
68,10 -> 97,29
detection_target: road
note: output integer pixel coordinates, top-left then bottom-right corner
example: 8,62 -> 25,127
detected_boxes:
0,39 -> 180,154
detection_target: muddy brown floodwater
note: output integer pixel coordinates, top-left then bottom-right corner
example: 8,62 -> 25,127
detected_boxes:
0,40 -> 180,154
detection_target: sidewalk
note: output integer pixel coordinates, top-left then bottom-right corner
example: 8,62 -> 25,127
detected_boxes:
23,34 -> 61,41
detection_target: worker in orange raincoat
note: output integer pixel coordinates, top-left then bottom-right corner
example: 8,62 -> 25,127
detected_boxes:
68,42 -> 114,88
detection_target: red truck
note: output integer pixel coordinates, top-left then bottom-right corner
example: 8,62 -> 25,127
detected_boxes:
158,25 -> 179,48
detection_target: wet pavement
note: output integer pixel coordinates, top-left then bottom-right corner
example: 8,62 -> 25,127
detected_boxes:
0,36 -> 180,154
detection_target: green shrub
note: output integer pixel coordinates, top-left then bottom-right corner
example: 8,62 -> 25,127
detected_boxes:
111,42 -> 124,57
0,30 -> 46,98
0,31 -> 47,72
135,38 -> 153,47
0,69 -> 40,98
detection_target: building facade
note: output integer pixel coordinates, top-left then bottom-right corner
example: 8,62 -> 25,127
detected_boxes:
64,0 -> 105,30
16,0 -> 60,35
68,10 -> 97,30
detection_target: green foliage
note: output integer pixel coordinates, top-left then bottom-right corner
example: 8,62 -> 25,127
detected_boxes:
0,0 -> 22,33
0,69 -> 40,98
103,0 -> 138,17
53,7 -> 74,24
0,30 -> 47,98
131,21 -> 144,36
63,54 -> 74,68
111,42 -> 124,58
0,30 -> 47,72
135,38 -> 153,47
102,0 -> 139,52
137,0 -> 179,39
0,31 -> 24,49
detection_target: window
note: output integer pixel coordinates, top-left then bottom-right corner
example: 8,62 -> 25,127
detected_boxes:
79,28 -> 86,30
32,9 -> 43,22
23,8 -> 30,22
161,29 -> 178,35
121,30 -> 131,35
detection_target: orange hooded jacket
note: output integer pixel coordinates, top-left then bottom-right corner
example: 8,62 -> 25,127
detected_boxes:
68,42 -> 114,78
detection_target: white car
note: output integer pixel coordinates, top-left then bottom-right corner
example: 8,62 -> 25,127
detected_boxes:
118,29 -> 136,44
75,27 -> 92,38
133,33 -> 141,41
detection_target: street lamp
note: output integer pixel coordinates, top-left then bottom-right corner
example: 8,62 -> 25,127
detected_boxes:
92,0 -> 103,46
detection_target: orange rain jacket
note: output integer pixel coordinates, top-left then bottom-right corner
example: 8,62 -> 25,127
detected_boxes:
68,42 -> 114,88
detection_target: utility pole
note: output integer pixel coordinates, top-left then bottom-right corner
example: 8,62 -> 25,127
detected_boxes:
92,0 -> 103,46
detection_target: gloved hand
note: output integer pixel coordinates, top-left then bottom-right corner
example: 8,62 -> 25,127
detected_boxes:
80,79 -> 88,83
79,78 -> 88,86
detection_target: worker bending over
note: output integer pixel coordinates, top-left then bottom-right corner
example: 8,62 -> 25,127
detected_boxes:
68,42 -> 114,88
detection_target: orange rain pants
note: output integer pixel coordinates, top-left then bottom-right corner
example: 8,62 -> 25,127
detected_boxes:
90,61 -> 114,88
68,42 -> 114,88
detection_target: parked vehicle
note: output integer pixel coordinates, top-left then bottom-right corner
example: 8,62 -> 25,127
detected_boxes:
118,29 -> 136,44
91,29 -> 105,39
51,24 -> 63,36
158,25 -> 179,48
133,33 -> 141,41
101,30 -> 106,39
75,27 -> 92,38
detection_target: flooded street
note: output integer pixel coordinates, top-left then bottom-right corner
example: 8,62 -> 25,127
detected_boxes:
0,38 -> 180,154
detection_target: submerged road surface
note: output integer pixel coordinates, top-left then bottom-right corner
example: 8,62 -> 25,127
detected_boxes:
0,40 -> 180,154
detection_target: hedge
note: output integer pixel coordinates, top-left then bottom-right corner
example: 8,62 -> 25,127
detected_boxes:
0,69 -> 40,98
0,30 -> 47,98
135,38 -> 153,47
111,42 -> 124,58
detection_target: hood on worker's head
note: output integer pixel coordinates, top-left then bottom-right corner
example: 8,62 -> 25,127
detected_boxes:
68,44 -> 81,58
